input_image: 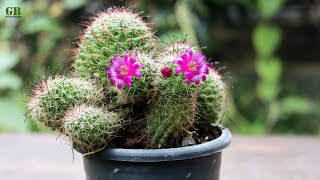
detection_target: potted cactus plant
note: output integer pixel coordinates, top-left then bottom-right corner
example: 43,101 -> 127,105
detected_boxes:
28,7 -> 231,180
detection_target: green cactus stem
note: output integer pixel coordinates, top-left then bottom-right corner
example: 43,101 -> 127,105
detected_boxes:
147,75 -> 199,148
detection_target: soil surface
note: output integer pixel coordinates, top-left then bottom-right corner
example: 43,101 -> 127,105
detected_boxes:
112,125 -> 222,149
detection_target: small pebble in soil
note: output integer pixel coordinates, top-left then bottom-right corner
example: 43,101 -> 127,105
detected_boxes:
181,136 -> 196,147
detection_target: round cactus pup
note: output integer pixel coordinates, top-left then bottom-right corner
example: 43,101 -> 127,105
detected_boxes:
28,76 -> 103,130
64,105 -> 123,153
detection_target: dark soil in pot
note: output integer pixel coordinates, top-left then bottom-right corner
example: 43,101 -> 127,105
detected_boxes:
112,124 -> 223,149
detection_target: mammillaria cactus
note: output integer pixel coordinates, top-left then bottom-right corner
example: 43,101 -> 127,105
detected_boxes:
28,7 -> 228,153
73,7 -> 155,87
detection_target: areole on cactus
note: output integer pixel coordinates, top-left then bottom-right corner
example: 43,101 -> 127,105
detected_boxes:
28,7 -> 228,153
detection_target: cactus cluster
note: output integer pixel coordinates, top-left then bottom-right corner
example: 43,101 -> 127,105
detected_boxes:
28,7 -> 228,153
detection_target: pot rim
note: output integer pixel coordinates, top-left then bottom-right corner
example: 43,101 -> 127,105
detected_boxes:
83,128 -> 232,162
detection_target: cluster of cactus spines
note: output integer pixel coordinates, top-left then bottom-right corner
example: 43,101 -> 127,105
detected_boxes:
73,7 -> 155,87
28,7 -> 228,152
64,105 -> 123,152
28,76 -> 103,130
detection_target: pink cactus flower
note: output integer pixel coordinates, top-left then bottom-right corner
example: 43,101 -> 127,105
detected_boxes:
174,49 -> 211,85
106,53 -> 143,89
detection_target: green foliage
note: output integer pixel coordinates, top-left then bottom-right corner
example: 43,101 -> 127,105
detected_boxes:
0,96 -> 27,132
62,0 -> 87,10
244,0 -> 315,132
175,0 -> 198,44
257,0 -> 286,19
279,96 -> 313,116
0,51 -> 20,72
64,105 -> 122,152
256,57 -> 282,102
253,24 -> 282,57
0,50 -> 22,92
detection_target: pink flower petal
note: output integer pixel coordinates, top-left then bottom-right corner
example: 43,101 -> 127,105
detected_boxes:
125,81 -> 132,88
185,73 -> 193,79
175,67 -> 182,74
123,53 -> 130,62
194,51 -> 203,60
129,57 -> 137,64
117,79 -> 124,89
111,79 -> 117,86
187,49 -> 193,58
135,70 -> 142,78
134,64 -> 143,69
193,76 -> 200,85
178,53 -> 188,60
185,78 -> 191,84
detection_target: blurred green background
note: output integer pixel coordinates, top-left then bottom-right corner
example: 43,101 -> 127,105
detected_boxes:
0,0 -> 319,134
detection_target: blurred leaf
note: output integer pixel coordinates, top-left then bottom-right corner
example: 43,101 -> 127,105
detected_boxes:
0,51 -> 20,72
256,57 -> 282,83
0,28 -> 13,40
0,72 -> 22,90
175,0 -> 198,44
0,96 -> 27,132
22,14 -> 63,35
280,96 -> 313,115
257,81 -> 278,102
63,0 -> 87,10
257,0 -> 286,19
36,33 -> 60,61
253,24 -> 281,57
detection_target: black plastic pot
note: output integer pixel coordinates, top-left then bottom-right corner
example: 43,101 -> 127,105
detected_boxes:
82,129 -> 231,180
